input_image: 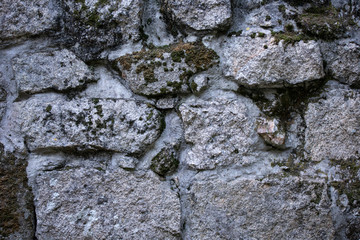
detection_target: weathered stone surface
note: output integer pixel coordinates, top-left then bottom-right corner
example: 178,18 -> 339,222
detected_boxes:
111,153 -> 138,170
156,97 -> 178,109
61,0 -> 143,60
221,36 -> 325,87
0,0 -> 60,42
33,166 -> 181,239
257,117 -> 286,148
179,92 -> 261,169
161,0 -> 232,32
323,40 -> 360,87
114,42 -> 219,96
305,81 -> 360,162
190,74 -> 209,93
184,175 -> 334,239
0,87 -> 6,122
0,143 -> 34,239
13,49 -> 95,94
9,95 -> 163,154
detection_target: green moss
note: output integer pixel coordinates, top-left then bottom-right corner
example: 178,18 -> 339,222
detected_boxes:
136,63 -> 157,83
115,41 -> 218,96
250,32 -> 256,39
94,105 -> 103,117
258,32 -> 266,38
265,15 -> 272,21
227,30 -> 243,37
278,4 -> 286,13
146,110 -> 154,121
285,24 -> 294,32
171,50 -> 185,62
45,105 -> 52,112
150,147 -> 179,176
264,45 -> 268,49
297,5 -> 351,40
271,31 -> 311,45
190,81 -> 198,92
330,158 -> 360,208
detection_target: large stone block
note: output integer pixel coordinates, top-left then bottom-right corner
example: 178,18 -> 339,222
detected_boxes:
13,49 -> 95,94
184,175 -> 334,239
179,93 -> 261,169
161,0 -> 232,32
305,81 -> 360,162
221,36 -> 324,87
33,166 -> 180,239
10,95 -> 163,154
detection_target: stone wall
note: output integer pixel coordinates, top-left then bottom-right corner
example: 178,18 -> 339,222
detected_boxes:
1,0 -> 360,239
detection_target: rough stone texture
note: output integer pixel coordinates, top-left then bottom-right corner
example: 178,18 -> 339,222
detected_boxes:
114,42 -> 219,96
305,81 -> 360,162
257,117 -> 286,148
2,1 -> 360,239
33,166 -> 180,239
179,93 -> 261,169
13,49 -> 95,94
221,36 -> 325,87
0,87 -> 6,122
323,40 -> 360,87
190,74 -> 209,93
9,95 -> 163,154
61,0 -> 143,60
0,0 -> 60,43
184,175 -> 334,240
0,143 -> 34,239
161,0 -> 232,32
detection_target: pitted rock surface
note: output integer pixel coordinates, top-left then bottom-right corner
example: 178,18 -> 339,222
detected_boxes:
34,167 -> 180,239
13,49 -> 95,94
161,0 -> 232,32
10,95 -> 163,154
221,36 -> 325,87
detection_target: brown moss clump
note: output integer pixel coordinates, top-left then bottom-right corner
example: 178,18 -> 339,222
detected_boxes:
297,6 -> 350,40
0,143 -> 34,238
115,41 -> 219,91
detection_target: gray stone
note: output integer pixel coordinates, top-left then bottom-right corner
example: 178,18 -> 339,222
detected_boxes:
0,88 -> 7,101
0,0 -> 60,43
9,95 -> 163,154
179,92 -> 261,169
257,117 -> 286,148
114,42 -> 219,96
184,175 -> 334,239
325,40 -> 360,87
111,153 -> 138,170
13,49 -> 95,94
156,97 -> 178,109
190,74 -> 209,93
33,166 -> 181,239
305,81 -> 360,162
221,36 -> 325,87
61,0 -> 143,60
161,0 -> 232,32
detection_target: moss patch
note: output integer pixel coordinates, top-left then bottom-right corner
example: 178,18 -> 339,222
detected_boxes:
330,157 -> 360,209
0,143 -> 34,238
150,147 -> 179,176
296,5 -> 349,40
